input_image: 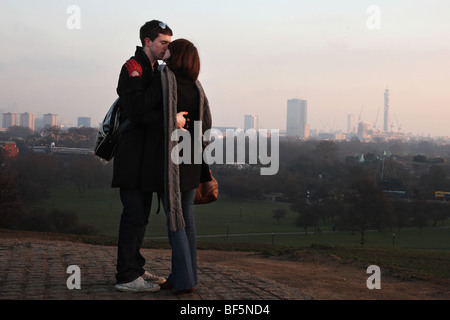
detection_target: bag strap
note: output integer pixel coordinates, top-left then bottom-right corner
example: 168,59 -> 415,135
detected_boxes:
114,118 -> 131,136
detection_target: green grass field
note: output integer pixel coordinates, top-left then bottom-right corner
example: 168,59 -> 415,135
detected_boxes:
34,186 -> 450,250
30,186 -> 450,279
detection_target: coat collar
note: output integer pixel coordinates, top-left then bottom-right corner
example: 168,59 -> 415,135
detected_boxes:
134,46 -> 159,71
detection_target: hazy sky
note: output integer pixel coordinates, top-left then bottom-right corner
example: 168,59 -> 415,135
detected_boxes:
1,0 -> 449,136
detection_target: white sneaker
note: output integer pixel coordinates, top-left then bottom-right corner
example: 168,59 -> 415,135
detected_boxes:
142,271 -> 166,284
115,276 -> 160,293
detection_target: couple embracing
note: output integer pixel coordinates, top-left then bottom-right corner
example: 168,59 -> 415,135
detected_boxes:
111,20 -> 213,295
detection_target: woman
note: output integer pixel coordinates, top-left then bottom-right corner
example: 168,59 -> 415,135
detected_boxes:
123,39 -> 212,294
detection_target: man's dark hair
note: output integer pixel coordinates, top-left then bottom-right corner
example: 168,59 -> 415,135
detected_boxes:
140,20 -> 173,46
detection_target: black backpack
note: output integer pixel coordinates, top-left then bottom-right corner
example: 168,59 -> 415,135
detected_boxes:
94,98 -> 130,161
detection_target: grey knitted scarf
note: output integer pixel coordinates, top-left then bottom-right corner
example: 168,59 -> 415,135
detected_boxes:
160,66 -> 212,232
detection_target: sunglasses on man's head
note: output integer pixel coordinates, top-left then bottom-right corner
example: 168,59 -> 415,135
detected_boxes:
152,21 -> 168,32
145,22 -> 169,42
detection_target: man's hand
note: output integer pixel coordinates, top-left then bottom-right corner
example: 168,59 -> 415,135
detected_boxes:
176,111 -> 189,130
125,59 -> 142,77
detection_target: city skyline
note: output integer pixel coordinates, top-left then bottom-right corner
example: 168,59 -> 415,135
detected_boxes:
1,111 -> 61,130
0,89 -> 391,134
0,85 -> 445,138
1,1 -> 449,137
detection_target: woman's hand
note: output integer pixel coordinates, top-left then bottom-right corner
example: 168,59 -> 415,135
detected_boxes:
176,111 -> 189,130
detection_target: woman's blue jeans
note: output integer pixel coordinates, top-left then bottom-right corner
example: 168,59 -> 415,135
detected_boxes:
161,188 -> 197,291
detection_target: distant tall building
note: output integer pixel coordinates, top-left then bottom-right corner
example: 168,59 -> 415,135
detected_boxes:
286,99 -> 309,138
384,87 -> 389,132
20,112 -> 35,131
358,121 -> 371,139
34,116 -> 44,130
77,117 -> 91,128
244,114 -> 259,131
347,114 -> 355,134
2,112 -> 18,129
43,113 -> 58,128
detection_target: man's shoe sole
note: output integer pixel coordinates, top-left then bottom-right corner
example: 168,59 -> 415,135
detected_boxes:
115,285 -> 161,293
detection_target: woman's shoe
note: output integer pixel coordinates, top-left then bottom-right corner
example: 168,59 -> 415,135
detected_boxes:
142,271 -> 166,284
159,281 -> 173,290
173,288 -> 195,295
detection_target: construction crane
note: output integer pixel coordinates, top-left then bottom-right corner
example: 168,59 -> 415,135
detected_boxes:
358,106 -> 364,122
352,106 -> 364,133
373,106 -> 380,129
394,114 -> 402,132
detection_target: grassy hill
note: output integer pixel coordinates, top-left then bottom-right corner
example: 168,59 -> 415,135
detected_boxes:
32,186 -> 450,250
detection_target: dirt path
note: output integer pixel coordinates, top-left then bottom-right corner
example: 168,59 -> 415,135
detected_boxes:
198,250 -> 450,300
1,230 -> 448,300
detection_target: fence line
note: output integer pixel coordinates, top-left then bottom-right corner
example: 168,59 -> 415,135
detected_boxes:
145,231 -> 319,245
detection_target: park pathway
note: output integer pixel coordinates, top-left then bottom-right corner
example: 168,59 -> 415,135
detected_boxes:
0,232 -> 311,300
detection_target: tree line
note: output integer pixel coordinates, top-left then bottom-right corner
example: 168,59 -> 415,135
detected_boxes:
0,125 -> 109,233
1,126 -> 450,240
2,126 -> 97,149
211,137 -> 450,244
0,150 -> 111,233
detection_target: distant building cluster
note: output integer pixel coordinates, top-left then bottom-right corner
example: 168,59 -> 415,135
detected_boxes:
242,98 -> 311,138
239,87 -> 414,142
0,87 -> 441,142
1,111 -> 92,131
345,87 -> 406,141
2,112 -> 58,131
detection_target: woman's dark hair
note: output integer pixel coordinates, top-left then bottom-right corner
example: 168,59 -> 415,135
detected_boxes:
140,20 -> 173,45
165,39 -> 200,81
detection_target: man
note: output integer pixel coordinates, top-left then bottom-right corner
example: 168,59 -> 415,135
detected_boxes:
112,20 -> 172,293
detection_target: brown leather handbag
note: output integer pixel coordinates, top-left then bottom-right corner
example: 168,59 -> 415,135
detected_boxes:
194,171 -> 218,204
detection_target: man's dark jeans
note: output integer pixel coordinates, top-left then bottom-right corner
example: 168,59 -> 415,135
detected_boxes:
115,188 -> 152,284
